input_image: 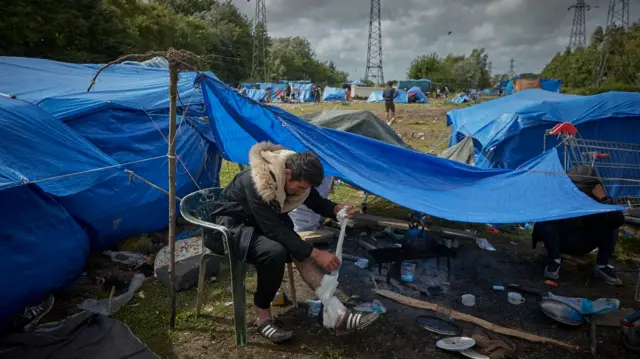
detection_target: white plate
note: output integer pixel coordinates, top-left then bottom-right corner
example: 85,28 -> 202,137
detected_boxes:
436,336 -> 476,351
460,348 -> 490,359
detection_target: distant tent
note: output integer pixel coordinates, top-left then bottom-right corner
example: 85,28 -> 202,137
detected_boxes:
367,88 -> 427,104
397,79 -> 431,93
451,94 -> 470,104
244,89 -> 266,102
481,89 -> 492,95
540,79 -> 562,93
300,110 -> 409,148
351,80 -> 367,86
322,87 -> 346,102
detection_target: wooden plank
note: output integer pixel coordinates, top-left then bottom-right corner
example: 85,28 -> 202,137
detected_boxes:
297,226 -> 338,244
353,213 -> 410,230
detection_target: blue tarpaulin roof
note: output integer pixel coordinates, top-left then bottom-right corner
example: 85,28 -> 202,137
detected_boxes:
0,57 -> 219,326
322,87 -> 346,101
447,89 -> 640,198
200,75 -> 623,224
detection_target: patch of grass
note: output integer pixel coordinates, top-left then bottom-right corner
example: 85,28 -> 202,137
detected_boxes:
315,348 -> 345,359
615,233 -> 640,261
117,233 -> 156,254
116,264 -> 258,359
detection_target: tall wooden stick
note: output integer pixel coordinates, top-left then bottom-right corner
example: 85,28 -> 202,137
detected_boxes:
168,63 -> 179,329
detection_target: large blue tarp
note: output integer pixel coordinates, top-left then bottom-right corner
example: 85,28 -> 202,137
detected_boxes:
408,86 -> 428,103
322,87 -> 346,101
200,75 -> 623,225
447,89 -> 640,199
0,57 -> 219,325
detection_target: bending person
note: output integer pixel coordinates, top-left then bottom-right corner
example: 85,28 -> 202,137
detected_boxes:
210,142 -> 380,343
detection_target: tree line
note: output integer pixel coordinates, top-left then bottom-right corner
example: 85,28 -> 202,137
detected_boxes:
406,48 -> 492,91
0,0 -> 348,86
541,23 -> 640,93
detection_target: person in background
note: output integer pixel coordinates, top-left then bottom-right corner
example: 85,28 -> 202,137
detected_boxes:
345,86 -> 351,101
264,87 -> 272,103
408,92 -> 417,103
532,165 -> 625,285
284,83 -> 292,103
315,85 -> 322,102
444,86 -> 450,98
210,142 -> 380,343
382,81 -> 398,123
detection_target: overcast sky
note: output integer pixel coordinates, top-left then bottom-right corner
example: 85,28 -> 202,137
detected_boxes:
233,0 -> 639,81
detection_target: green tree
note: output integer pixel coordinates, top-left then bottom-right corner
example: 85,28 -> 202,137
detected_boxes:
407,53 -> 440,79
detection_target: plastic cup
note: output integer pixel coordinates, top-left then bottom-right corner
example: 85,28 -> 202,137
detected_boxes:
461,294 -> 475,307
508,292 -> 526,305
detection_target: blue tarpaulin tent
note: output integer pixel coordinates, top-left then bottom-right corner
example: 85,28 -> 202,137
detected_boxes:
245,89 -> 266,102
351,80 -> 367,86
447,89 -> 640,198
367,87 -> 428,103
0,57 -> 219,325
200,74 -> 622,224
322,87 -> 346,101
397,79 -> 431,93
540,79 -> 562,93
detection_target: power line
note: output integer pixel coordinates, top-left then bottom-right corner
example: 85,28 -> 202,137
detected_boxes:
568,0 -> 593,50
596,0 -> 630,84
250,0 -> 268,82
365,0 -> 384,85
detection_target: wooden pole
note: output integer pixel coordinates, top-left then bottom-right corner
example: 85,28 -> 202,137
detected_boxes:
168,63 -> 178,329
375,289 -> 578,351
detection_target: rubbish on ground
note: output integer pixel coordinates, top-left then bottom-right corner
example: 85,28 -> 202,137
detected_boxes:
224,301 -> 233,307
476,238 -> 496,251
103,250 -> 147,266
459,349 -> 490,359
510,241 -> 518,245
374,289 -> 578,350
544,280 -> 559,287
462,294 -> 476,307
539,298 -> 584,326
506,284 -> 542,297
154,236 -> 220,291
78,273 -> 145,316
354,300 -> 386,314
470,328 -> 516,359
492,285 -> 505,291
621,311 -> 640,350
416,315 -> 461,336
137,291 -> 145,299
436,336 -> 476,351
547,292 -> 619,315
507,292 -> 526,305
401,262 -> 416,283
272,290 -> 287,306
306,299 -> 321,317
342,254 -> 361,261
355,258 -> 369,269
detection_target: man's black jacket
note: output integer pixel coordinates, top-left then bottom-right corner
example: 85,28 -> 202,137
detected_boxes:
210,169 -> 336,262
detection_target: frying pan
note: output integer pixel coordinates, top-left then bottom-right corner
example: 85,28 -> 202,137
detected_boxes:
539,298 -> 584,326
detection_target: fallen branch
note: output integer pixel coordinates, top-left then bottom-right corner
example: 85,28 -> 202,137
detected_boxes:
374,289 -> 578,351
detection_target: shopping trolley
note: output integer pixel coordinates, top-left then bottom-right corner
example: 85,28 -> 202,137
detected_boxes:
543,122 -> 640,207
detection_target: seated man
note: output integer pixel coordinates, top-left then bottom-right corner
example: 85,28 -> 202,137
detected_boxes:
211,142 -> 379,343
532,165 -> 625,285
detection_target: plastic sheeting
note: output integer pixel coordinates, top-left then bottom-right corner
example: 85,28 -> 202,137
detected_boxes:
245,89 -> 266,102
368,89 -> 408,103
200,75 -> 624,225
540,79 -> 562,93
447,89 -> 640,199
322,87 -> 346,102
300,110 -> 408,148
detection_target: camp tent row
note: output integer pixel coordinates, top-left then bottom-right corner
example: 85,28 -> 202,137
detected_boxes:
0,56 -> 627,329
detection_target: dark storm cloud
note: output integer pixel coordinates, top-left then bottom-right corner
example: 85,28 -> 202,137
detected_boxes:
236,0 -> 639,80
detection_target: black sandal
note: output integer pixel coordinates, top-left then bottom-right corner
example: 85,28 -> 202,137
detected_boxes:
257,319 -> 294,343
334,309 -> 380,336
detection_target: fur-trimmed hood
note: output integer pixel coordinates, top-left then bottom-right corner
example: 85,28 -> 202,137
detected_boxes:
249,142 -> 310,213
